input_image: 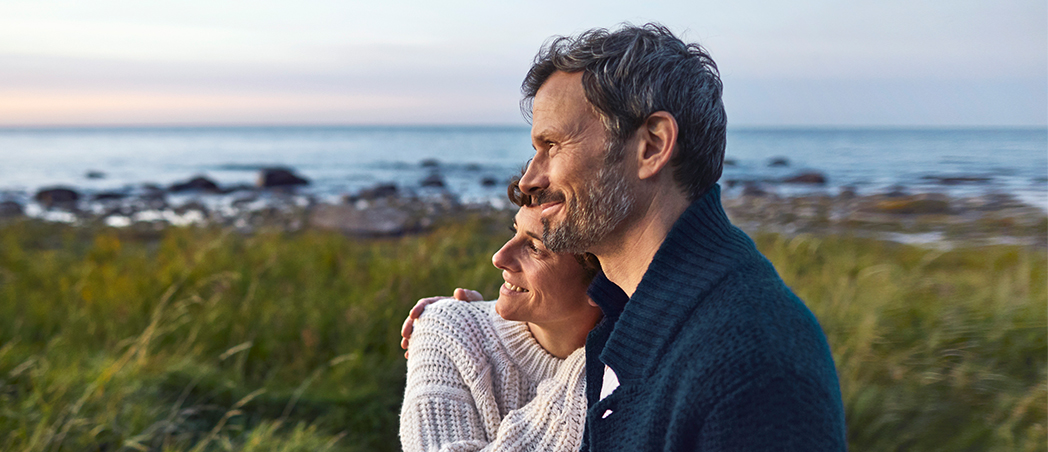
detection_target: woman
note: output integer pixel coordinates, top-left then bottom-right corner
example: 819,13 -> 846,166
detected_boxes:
399,185 -> 604,452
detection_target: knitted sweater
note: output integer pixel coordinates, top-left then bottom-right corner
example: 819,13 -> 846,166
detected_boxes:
400,299 -> 588,452
581,184 -> 847,451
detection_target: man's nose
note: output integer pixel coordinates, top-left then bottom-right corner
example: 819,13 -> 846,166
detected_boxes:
518,157 -> 549,196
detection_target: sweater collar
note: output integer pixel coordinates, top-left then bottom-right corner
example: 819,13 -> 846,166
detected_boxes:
587,272 -> 629,320
489,305 -> 567,382
599,184 -> 761,380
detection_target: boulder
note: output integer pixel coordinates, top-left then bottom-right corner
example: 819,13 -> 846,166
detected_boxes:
219,183 -> 258,194
420,159 -> 441,168
421,173 -> 446,188
169,176 -> 220,193
724,158 -> 737,167
85,170 -> 106,179
354,183 -> 399,201
742,183 -> 770,197
35,187 -> 80,207
480,176 -> 498,187
783,171 -> 827,185
922,175 -> 992,185
258,168 -> 309,188
93,191 -> 128,201
768,157 -> 790,167
310,204 -> 416,236
0,201 -> 24,218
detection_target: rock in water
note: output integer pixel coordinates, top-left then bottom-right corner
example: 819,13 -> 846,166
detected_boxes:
169,176 -> 220,193
783,171 -> 828,185
768,157 -> 790,167
93,191 -> 128,201
258,168 -> 309,188
85,170 -> 106,179
35,187 -> 80,208
420,173 -> 445,188
353,183 -> 398,201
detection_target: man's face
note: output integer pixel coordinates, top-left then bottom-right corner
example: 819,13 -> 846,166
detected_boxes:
519,71 -> 635,254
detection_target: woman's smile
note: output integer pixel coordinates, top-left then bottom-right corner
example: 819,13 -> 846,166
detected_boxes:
502,281 -> 529,293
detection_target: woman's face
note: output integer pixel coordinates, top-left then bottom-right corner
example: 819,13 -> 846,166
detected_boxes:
492,205 -> 594,324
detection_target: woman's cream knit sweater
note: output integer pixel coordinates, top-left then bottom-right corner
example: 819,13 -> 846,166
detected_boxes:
399,299 -> 587,452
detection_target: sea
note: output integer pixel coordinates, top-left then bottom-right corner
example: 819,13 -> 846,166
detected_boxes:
1,126 -> 1045,212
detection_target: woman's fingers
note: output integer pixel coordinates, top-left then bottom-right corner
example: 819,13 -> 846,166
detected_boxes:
402,295 -> 452,356
454,288 -> 484,301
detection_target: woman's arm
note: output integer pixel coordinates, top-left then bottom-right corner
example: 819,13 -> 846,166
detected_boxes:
401,288 -> 484,358
400,307 -> 495,452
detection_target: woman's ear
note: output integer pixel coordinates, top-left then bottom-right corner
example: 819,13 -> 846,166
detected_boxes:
635,111 -> 678,180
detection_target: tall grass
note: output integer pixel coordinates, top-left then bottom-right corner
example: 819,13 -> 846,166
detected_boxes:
0,216 -> 508,451
755,233 -> 1046,451
0,218 -> 1043,451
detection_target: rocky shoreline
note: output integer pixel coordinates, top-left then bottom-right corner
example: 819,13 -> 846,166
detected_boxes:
1,166 -> 1045,250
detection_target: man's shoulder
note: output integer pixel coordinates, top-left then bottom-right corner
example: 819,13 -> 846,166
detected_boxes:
667,261 -> 835,379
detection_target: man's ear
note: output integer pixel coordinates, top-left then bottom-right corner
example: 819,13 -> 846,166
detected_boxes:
635,111 -> 678,180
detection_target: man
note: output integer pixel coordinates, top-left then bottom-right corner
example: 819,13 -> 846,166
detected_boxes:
518,24 -> 847,450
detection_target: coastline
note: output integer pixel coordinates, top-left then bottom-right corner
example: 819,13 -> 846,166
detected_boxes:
2,174 -> 1045,250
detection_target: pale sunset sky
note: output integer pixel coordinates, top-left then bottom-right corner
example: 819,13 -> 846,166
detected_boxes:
1,0 -> 1044,127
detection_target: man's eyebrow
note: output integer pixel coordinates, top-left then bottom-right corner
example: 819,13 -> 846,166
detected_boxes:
525,231 -> 541,241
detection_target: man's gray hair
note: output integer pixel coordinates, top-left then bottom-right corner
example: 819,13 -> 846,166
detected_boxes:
521,23 -> 727,201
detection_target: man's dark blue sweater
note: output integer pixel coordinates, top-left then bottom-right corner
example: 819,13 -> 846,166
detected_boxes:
581,184 -> 847,451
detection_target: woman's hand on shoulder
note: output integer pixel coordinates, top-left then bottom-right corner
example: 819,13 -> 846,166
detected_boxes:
401,288 -> 484,358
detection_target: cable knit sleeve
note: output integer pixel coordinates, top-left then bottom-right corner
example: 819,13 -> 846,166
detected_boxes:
399,300 -> 589,452
400,300 -> 495,452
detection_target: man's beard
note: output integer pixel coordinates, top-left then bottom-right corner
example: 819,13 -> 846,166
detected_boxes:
541,147 -> 635,254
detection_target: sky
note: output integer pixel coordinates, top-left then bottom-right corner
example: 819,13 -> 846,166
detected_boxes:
0,0 -> 1045,127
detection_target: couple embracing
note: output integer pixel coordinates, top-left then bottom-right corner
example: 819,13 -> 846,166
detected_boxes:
399,24 -> 847,452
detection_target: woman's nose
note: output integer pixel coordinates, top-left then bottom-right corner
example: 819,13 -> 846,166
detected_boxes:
492,242 -> 518,272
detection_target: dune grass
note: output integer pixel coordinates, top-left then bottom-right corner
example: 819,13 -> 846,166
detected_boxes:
0,216 -> 1043,451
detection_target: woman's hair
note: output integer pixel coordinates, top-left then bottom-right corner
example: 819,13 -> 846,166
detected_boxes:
507,171 -> 602,279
